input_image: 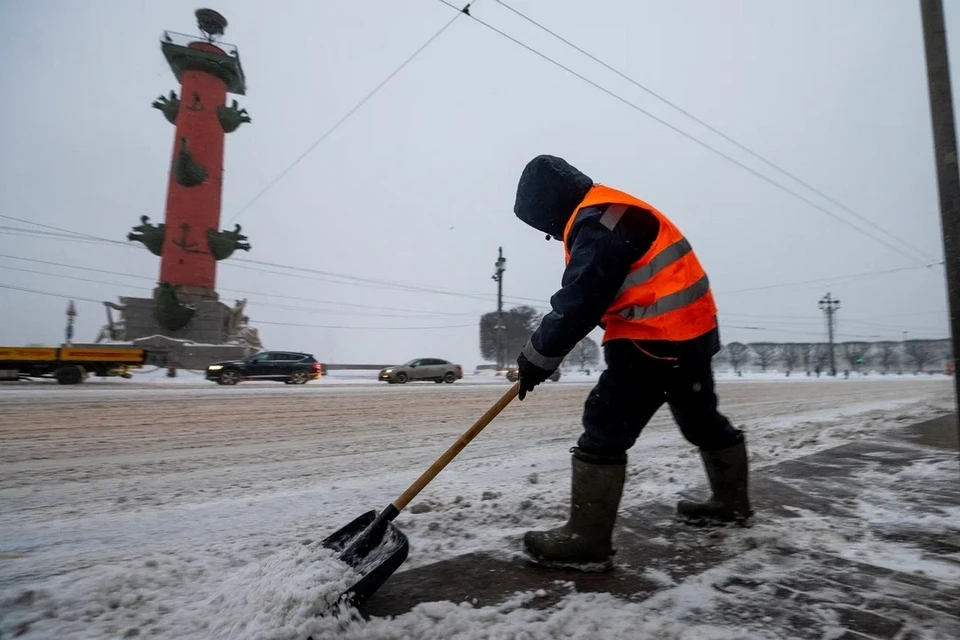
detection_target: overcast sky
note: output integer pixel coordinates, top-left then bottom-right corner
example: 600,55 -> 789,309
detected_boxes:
0,0 -> 957,367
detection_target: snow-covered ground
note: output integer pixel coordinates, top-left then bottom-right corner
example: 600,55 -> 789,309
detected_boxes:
4,365 -> 949,391
0,376 -> 954,639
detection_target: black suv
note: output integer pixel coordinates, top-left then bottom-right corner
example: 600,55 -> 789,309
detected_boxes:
205,351 -> 324,385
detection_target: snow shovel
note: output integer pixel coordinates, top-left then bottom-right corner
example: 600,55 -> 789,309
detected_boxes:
322,382 -> 521,609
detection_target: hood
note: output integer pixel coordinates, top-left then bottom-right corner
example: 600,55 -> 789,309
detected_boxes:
209,359 -> 245,367
514,155 -> 593,239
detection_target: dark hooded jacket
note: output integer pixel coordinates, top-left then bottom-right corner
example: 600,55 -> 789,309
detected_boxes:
513,155 -> 719,369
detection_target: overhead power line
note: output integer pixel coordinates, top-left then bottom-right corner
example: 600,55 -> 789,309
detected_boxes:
725,324 -> 886,340
2,214 -> 943,316
722,320 -> 942,340
0,226 -> 130,247
0,214 -> 127,245
5,257 -> 943,337
722,314 -> 823,326
6,252 -> 942,334
853,310 -> 948,320
0,217 -> 534,307
7,215 -> 943,314
0,254 -> 152,281
0,253 -> 484,315
435,0 -> 931,266
0,264 -> 450,319
721,312 -> 941,336
0,229 -> 128,249
225,261 -> 509,307
839,317 -> 947,332
0,265 -> 148,290
226,9 -> 466,224
9,283 -> 924,338
232,256 -> 547,306
0,261 -> 485,319
716,262 -> 943,295
0,283 -> 102,304
492,0 -> 937,265
0,283 -> 481,331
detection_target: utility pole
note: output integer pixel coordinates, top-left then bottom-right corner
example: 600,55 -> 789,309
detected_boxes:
492,247 -> 506,369
819,293 -> 840,376
65,300 -> 77,346
920,0 -> 960,419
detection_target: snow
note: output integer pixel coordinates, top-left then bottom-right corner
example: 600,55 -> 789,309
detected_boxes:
10,363 -> 949,391
0,544 -> 360,639
298,586 -> 778,640
0,376 -> 954,639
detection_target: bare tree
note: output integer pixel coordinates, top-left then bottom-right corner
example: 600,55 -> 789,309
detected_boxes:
726,342 -> 750,374
799,343 -> 815,376
713,344 -> 730,369
748,342 -> 780,372
813,343 -> 831,375
902,340 -> 936,373
840,341 -> 871,373
871,341 -> 900,374
567,336 -> 600,371
479,306 -> 541,365
931,338 -> 953,356
781,343 -> 802,376
929,339 -> 952,371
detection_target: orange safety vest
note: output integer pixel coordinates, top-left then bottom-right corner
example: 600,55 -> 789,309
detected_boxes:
562,185 -> 718,344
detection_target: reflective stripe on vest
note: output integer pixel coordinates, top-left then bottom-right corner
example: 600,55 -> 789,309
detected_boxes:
562,184 -> 718,343
615,237 -> 692,298
618,274 -> 710,321
599,204 -> 627,231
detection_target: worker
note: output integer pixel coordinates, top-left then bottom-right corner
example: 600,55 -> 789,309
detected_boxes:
513,154 -> 752,572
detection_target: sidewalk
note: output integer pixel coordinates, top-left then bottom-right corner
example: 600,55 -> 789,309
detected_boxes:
361,414 -> 960,639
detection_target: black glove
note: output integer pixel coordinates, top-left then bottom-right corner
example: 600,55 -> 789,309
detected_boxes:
517,352 -> 553,401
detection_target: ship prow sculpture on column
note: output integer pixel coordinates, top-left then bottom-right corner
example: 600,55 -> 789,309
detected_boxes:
97,9 -> 261,370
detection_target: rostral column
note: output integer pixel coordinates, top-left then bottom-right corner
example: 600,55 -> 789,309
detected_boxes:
129,8 -> 251,331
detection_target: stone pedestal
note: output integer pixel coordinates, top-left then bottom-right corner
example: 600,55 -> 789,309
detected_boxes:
114,288 -> 258,370
120,294 -> 230,344
131,335 -> 254,370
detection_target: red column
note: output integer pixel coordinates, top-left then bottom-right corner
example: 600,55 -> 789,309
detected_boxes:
159,42 -> 227,294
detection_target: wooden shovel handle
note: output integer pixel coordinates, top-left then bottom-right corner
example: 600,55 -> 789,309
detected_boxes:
393,383 -> 520,512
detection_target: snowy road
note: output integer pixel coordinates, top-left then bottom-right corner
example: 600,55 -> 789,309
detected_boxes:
0,376 -> 954,638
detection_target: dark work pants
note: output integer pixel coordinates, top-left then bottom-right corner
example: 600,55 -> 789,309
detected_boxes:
577,339 -> 742,457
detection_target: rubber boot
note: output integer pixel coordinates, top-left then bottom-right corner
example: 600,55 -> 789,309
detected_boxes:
677,439 -> 753,525
522,448 -> 626,572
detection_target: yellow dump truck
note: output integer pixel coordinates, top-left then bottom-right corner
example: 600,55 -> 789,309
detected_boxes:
0,345 -> 146,385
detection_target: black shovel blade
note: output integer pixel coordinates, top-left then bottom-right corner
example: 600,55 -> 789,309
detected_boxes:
321,509 -> 409,609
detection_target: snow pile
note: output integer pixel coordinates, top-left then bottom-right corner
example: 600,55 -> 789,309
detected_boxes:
837,458 -> 960,582
1,544 -> 360,640
722,458 -> 960,580
198,544 -> 360,639
301,580 -> 777,640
